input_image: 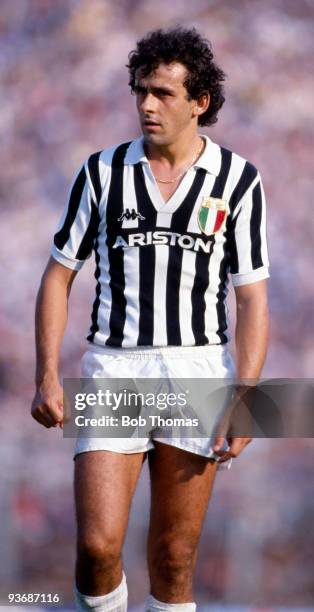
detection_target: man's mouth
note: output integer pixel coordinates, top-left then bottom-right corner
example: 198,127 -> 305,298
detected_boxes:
143,119 -> 161,127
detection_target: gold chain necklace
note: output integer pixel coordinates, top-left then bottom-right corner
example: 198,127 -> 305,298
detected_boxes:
153,140 -> 204,184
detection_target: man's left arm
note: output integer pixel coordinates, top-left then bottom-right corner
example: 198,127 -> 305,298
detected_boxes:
214,167 -> 270,461
234,279 -> 269,380
214,279 -> 269,460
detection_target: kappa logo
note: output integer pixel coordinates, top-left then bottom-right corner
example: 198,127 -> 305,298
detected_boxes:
118,208 -> 146,222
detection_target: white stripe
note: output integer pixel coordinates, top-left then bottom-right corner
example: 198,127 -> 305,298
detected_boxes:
120,164 -> 141,345
93,165 -> 112,344
122,165 -> 140,228
65,182 -> 92,257
259,178 -> 269,267
224,153 -> 247,216
153,245 -> 169,346
236,185 -> 254,274
94,228 -> 111,344
157,211 -> 172,228
54,165 -> 84,234
84,161 -> 97,205
179,249 -> 197,345
122,246 -> 140,346
142,164 -> 164,211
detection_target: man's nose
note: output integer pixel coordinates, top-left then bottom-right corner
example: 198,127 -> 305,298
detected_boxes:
140,92 -> 158,114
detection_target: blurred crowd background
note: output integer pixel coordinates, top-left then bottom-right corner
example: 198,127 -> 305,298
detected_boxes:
0,0 -> 313,609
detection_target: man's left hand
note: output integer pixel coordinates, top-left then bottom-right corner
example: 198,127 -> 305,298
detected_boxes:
213,436 -> 252,463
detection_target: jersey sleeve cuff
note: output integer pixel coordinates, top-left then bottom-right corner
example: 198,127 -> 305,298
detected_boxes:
51,244 -> 85,271
231,266 -> 270,287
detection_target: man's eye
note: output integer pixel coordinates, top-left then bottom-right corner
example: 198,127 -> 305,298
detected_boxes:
157,91 -> 173,98
134,87 -> 146,95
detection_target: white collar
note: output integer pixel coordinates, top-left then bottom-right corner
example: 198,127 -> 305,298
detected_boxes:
124,134 -> 221,177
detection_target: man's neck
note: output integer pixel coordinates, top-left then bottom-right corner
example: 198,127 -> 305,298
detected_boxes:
144,133 -> 203,169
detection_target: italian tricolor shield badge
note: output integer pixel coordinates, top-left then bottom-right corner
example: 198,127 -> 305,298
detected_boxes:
198,197 -> 228,235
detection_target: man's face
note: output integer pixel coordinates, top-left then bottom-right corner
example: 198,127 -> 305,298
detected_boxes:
134,62 -> 200,146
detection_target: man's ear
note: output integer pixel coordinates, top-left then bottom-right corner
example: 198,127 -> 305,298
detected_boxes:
192,93 -> 210,119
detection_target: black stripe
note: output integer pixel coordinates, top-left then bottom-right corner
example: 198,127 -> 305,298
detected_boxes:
216,211 -> 235,345
134,164 -> 158,227
85,152 -> 105,343
226,209 -> 241,274
250,182 -> 263,269
191,240 -> 215,345
191,149 -> 232,345
134,164 -> 157,345
78,152 -> 102,259
105,142 -> 131,346
54,166 -> 86,250
106,143 -> 131,237
166,169 -> 207,345
87,151 -> 102,204
212,148 -> 234,344
106,250 -> 126,346
137,245 -> 155,345
76,201 -> 100,260
86,237 -> 101,342
211,147 -> 232,198
166,247 -> 182,345
227,170 -> 261,275
215,258 -> 229,344
229,160 -> 258,214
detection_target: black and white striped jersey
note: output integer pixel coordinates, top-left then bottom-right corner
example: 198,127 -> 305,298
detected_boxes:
51,135 -> 269,348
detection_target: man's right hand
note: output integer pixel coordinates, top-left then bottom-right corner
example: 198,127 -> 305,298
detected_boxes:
31,379 -> 64,428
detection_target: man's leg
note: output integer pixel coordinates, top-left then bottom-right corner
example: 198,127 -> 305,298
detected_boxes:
74,449 -> 145,609
146,442 -> 218,609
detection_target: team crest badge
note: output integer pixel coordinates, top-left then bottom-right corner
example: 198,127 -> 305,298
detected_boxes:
198,197 -> 228,235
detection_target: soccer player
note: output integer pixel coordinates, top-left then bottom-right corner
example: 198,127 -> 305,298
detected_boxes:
31,28 -> 269,612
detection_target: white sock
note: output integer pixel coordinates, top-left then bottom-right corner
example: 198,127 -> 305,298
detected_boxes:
145,594 -> 196,611
74,572 -> 127,611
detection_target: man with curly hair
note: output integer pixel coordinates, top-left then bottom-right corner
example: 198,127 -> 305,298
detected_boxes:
32,27 -> 269,611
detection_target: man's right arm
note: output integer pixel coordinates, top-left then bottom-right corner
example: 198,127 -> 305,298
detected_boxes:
31,256 -> 78,428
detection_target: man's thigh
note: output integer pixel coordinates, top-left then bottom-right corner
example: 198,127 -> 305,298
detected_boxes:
147,441 -> 218,556
75,450 -> 145,546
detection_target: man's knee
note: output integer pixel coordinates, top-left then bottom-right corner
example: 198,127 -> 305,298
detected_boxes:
150,536 -> 196,583
77,534 -> 122,571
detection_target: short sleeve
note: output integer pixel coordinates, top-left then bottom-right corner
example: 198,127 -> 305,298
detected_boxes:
51,163 -> 100,271
228,173 -> 269,287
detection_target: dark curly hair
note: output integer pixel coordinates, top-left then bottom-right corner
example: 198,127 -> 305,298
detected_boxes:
127,27 -> 226,127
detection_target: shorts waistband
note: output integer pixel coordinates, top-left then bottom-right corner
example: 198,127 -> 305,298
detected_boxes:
86,342 -> 228,359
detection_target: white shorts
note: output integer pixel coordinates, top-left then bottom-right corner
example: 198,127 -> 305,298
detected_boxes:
74,343 -> 236,470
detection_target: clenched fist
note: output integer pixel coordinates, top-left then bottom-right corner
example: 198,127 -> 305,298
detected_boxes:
31,378 -> 64,428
